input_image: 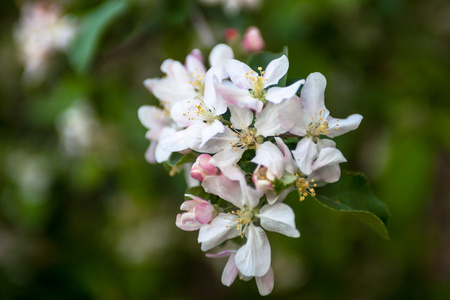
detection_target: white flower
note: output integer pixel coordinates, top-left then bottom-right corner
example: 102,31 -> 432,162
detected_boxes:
137,105 -> 175,163
279,72 -> 362,174
194,103 -> 285,177
275,137 -> 347,201
215,55 -> 304,113
199,175 -> 300,277
206,250 -> 274,296
149,44 -> 234,154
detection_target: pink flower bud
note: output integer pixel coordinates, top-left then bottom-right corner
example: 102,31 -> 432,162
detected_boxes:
190,154 -> 219,182
252,166 -> 275,193
242,26 -> 265,54
176,195 -> 215,231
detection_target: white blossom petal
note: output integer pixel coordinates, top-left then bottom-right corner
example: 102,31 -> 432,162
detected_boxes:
265,79 -> 304,104
202,176 -> 244,208
251,142 -> 284,178
255,267 -> 274,296
292,138 -> 318,175
215,82 -> 263,113
229,105 -> 254,129
235,223 -> 271,277
225,59 -> 253,89
158,129 -> 188,153
301,72 -> 327,114
263,55 -> 288,87
326,114 -> 363,138
257,203 -> 300,238
185,49 -> 205,75
278,95 -> 308,136
312,147 -> 347,171
209,43 -> 234,74
254,102 -> 286,137
200,119 -> 226,147
311,163 -> 342,183
198,213 -> 239,251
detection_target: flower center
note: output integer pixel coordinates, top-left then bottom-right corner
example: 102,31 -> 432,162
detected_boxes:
182,97 -> 216,123
228,207 -> 255,238
295,175 -> 317,201
229,126 -> 262,151
306,109 -> 337,138
245,67 -> 267,100
188,70 -> 205,96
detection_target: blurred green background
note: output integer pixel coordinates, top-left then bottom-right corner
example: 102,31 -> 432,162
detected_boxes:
1,0 -> 449,299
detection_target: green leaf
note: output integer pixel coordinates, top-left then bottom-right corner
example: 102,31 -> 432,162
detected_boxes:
313,172 -> 390,240
238,161 -> 257,174
68,0 -> 128,73
247,47 -> 289,87
185,186 -> 213,201
167,152 -> 198,167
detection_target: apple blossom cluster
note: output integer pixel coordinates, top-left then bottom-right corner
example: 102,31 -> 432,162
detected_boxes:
138,43 -> 362,295
14,1 -> 77,82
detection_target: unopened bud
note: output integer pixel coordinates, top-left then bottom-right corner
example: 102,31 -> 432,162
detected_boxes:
190,154 -> 219,182
242,26 -> 265,54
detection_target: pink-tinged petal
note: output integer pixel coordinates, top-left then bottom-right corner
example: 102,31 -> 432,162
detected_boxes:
254,102 -> 286,137
202,175 -> 244,208
235,223 -> 271,277
292,138 -> 318,175
158,129 -> 189,153
326,114 -> 363,138
176,213 -> 202,231
251,142 -> 284,178
180,198 -> 205,211
198,213 -> 239,251
221,253 -> 239,286
161,59 -> 190,84
194,202 -> 216,224
144,141 -> 157,163
205,250 -> 236,258
274,137 -> 296,174
312,147 -> 347,171
197,154 -> 218,174
215,82 -> 263,113
255,267 -> 274,296
201,119 -> 226,147
278,95 -> 308,136
301,72 -> 327,114
185,49 -> 206,75
225,59 -> 253,89
265,79 -> 304,104
311,163 -> 341,183
209,44 -> 234,73
263,55 -> 288,87
229,105 -> 254,129
257,203 -> 300,238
